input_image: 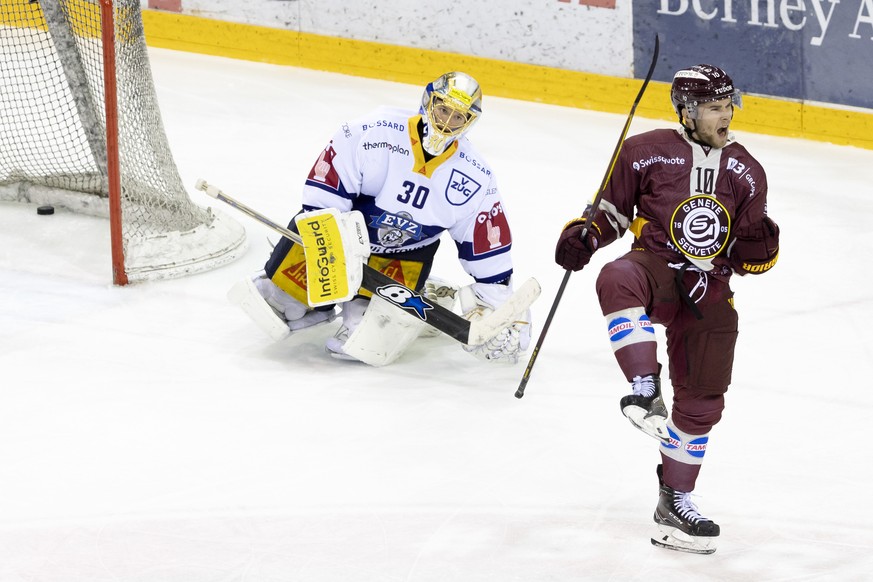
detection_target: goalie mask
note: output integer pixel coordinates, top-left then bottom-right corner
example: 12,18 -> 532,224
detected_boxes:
671,64 -> 742,126
419,71 -> 482,155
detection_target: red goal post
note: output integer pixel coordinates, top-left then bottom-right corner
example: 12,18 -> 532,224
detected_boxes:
0,0 -> 246,284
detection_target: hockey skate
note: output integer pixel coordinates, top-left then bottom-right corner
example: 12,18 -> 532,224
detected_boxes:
324,297 -> 369,362
324,325 -> 358,361
620,371 -> 669,443
651,465 -> 719,555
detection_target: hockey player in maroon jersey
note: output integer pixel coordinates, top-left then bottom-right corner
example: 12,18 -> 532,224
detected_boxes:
554,64 -> 780,554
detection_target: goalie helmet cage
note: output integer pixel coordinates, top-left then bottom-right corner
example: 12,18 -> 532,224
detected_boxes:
0,0 -> 246,284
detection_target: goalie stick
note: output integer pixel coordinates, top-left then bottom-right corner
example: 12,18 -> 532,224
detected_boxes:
515,34 -> 660,399
195,179 -> 541,346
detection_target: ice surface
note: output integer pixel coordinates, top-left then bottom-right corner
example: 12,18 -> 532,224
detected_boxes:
1,48 -> 871,581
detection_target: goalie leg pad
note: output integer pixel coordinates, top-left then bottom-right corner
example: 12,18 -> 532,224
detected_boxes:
337,296 -> 427,366
229,272 -> 336,341
228,276 -> 291,342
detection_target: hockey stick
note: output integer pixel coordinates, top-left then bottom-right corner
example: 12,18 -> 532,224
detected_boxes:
514,35 -> 660,399
195,179 -> 541,346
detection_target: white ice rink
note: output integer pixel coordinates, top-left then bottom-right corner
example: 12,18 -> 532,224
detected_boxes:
2,48 -> 872,581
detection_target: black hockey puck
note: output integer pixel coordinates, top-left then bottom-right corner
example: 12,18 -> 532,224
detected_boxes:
37,205 -> 55,215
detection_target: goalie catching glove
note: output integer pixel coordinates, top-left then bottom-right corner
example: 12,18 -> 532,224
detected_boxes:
457,281 -> 532,364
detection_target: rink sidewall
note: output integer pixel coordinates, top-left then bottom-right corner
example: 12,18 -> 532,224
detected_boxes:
140,7 -> 873,151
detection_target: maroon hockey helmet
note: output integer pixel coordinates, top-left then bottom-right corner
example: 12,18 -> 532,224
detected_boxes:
670,64 -> 742,121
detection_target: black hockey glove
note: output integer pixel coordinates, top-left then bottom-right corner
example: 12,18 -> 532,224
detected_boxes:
555,217 -> 600,271
727,216 -> 780,275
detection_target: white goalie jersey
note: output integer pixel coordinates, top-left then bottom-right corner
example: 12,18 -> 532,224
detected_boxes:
299,106 -> 515,284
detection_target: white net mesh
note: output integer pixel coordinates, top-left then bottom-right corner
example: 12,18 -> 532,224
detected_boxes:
0,0 -> 246,281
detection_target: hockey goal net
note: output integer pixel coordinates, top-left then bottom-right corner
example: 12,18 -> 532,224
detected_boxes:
0,0 -> 246,283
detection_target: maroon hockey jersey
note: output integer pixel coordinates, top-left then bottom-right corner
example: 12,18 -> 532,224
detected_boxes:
592,128 -> 769,280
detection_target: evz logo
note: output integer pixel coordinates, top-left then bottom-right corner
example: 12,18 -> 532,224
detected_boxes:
445,169 -> 481,206
369,211 -> 423,247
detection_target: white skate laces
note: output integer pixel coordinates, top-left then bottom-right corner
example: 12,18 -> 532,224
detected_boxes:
631,374 -> 658,398
673,491 -> 707,523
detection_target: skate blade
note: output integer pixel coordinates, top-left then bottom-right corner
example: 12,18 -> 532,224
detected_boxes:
651,524 -> 717,555
326,348 -> 361,362
622,406 -> 669,444
324,339 -> 363,362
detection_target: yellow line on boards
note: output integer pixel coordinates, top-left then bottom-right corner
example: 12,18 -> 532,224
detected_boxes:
141,10 -> 873,150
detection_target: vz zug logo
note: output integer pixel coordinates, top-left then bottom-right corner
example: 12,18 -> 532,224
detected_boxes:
376,284 -> 433,320
445,169 -> 482,206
